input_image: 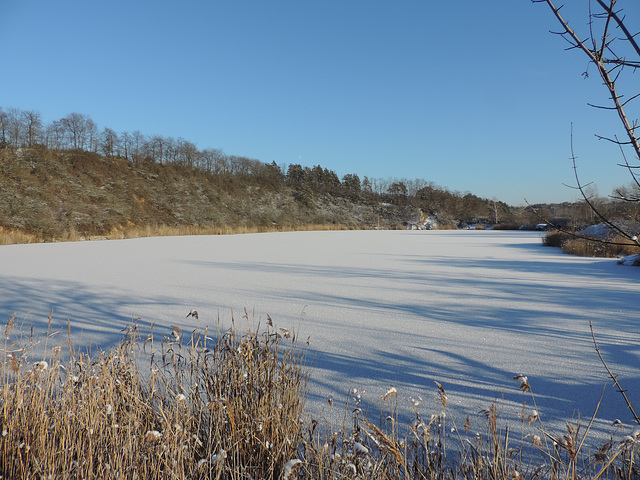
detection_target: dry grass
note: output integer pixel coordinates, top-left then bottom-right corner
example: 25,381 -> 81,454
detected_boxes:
295,378 -> 640,479
0,314 -> 307,479
544,230 -> 640,258
0,226 -> 44,245
105,222 -> 363,240
561,236 -> 640,258
433,224 -> 459,230
0,223 -> 365,245
1,312 -> 639,479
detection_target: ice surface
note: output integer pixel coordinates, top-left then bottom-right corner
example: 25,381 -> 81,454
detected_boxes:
1,230 -> 639,443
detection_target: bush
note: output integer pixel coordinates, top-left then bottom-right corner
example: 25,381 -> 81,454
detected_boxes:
542,230 -> 572,248
492,223 -> 522,231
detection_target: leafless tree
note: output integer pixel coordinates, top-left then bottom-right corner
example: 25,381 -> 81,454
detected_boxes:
21,110 -> 43,147
534,0 -> 639,246
86,118 -> 99,153
537,1 -> 640,425
100,127 -> 120,157
120,131 -> 132,160
150,135 -> 167,164
61,112 -> 96,150
6,108 -> 25,147
131,130 -> 146,164
201,148 -> 225,173
176,138 -> 198,167
0,107 -> 8,145
45,120 -> 66,149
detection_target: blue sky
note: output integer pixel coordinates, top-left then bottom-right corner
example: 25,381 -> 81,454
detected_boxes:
1,1 -> 638,205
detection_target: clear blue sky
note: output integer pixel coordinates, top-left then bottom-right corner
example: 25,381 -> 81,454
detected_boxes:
1,1 -> 638,205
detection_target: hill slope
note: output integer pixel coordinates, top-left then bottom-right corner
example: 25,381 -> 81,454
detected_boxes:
1,146 -> 439,240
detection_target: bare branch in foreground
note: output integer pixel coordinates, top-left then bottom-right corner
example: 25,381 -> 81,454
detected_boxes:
589,320 -> 640,426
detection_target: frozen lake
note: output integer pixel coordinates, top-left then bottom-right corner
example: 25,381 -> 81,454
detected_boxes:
2,230 -> 639,443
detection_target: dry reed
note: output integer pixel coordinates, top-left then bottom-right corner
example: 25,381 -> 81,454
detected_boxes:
0,223 -> 365,245
1,312 -> 638,479
544,230 -> 640,258
0,314 -> 307,479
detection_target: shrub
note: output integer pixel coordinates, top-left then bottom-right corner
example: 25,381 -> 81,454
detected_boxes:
543,230 -> 572,248
492,223 -> 522,230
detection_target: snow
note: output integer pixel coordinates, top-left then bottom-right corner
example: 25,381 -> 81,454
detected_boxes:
1,230 -> 639,443
580,224 -> 612,239
619,254 -> 640,266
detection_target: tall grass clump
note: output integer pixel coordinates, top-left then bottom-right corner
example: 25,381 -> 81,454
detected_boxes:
0,313 -> 307,479
2,310 -> 639,479
0,223 -> 364,245
0,227 -> 44,245
295,377 -> 640,480
543,230 -> 640,258
562,235 -> 640,258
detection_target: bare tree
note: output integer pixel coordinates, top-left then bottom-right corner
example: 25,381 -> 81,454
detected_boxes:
100,127 -> 120,157
86,118 -> 99,153
201,148 -> 226,173
120,131 -> 132,160
490,198 -> 501,224
6,108 -> 25,147
150,135 -> 167,164
45,120 -> 66,149
61,112 -> 96,150
534,0 -> 640,247
131,130 -> 145,164
21,110 -> 43,147
176,138 -> 198,167
0,107 -> 8,145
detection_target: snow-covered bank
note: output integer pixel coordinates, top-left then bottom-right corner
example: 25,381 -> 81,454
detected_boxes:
1,230 -> 639,443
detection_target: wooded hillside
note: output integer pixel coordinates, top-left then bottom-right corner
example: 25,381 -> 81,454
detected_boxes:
2,106 -> 633,243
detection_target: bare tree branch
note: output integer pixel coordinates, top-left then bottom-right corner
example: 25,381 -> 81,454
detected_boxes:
595,0 -> 640,58
535,0 -> 640,240
590,320 -> 640,426
568,125 -> 639,244
538,0 -> 640,166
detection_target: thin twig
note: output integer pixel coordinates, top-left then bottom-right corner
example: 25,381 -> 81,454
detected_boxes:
589,320 -> 640,425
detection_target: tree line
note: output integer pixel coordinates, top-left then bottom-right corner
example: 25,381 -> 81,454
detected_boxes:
3,106 -> 579,228
0,106 -> 493,201
0,107 -> 357,189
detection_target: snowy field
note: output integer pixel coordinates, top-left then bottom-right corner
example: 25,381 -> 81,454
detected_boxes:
1,230 -> 639,444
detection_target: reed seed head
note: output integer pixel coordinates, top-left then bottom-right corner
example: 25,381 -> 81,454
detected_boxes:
283,458 -> 302,479
513,375 -> 531,392
145,430 -> 162,442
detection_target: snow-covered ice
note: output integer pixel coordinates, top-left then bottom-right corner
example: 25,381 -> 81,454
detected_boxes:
1,230 -> 639,442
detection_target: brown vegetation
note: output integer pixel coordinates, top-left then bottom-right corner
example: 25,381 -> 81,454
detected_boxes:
1,313 -> 638,479
0,316 -> 306,479
3,106 -> 639,255
0,107 -> 552,245
543,230 -> 640,258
